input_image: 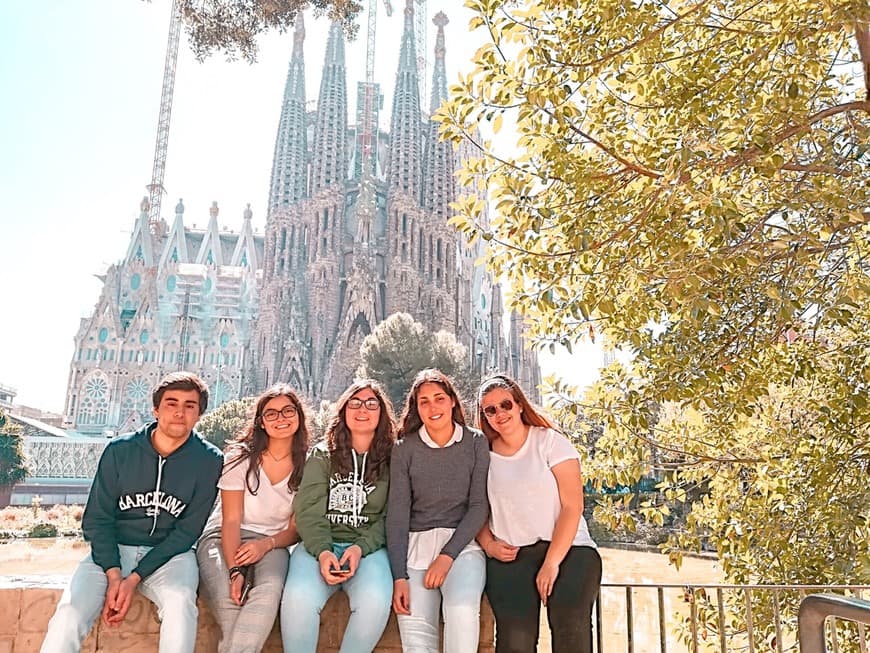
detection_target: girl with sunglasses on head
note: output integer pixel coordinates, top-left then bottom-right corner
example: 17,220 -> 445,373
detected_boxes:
387,369 -> 490,653
476,374 -> 601,653
196,385 -> 309,653
280,380 -> 396,653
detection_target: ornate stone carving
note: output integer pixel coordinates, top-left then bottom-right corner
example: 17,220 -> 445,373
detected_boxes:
23,438 -> 107,479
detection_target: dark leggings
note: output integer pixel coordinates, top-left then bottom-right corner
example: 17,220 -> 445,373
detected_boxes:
485,542 -> 602,653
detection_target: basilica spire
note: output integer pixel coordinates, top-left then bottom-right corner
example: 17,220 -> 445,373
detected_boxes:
422,12 -> 454,219
230,204 -> 258,269
387,0 -> 423,197
268,16 -> 309,211
195,201 -> 224,266
159,198 -> 190,267
311,22 -> 349,193
429,12 -> 449,115
125,197 -> 156,265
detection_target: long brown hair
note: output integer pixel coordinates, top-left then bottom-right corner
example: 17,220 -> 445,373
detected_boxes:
224,384 -> 310,494
399,368 -> 466,438
477,374 -> 555,443
326,379 -> 396,484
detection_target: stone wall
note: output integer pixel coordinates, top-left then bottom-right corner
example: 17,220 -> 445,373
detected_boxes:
0,585 -> 494,652
24,437 -> 108,479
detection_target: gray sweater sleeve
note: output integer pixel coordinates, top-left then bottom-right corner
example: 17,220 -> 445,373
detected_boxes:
441,431 -> 490,559
386,439 -> 412,580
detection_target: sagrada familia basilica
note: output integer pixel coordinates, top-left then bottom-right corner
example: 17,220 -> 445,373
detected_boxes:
63,5 -> 539,435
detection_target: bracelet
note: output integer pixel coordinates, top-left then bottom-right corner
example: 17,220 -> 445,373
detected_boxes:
268,536 -> 277,551
228,566 -> 243,580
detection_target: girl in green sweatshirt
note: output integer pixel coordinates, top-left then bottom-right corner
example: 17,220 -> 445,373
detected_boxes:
280,379 -> 396,653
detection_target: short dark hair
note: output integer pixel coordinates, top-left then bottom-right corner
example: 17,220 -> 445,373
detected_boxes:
152,372 -> 209,415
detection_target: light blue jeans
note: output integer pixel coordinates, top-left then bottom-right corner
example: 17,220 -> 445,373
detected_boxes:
40,545 -> 199,653
280,544 -> 392,653
397,548 -> 487,653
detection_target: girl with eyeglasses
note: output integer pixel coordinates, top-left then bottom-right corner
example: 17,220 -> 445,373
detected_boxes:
475,374 -> 601,653
196,384 -> 309,653
281,380 -> 396,653
387,369 -> 490,652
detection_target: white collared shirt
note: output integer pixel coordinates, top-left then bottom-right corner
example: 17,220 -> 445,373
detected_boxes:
418,422 -> 463,448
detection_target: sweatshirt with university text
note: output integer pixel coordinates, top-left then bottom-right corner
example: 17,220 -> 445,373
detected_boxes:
295,444 -> 390,559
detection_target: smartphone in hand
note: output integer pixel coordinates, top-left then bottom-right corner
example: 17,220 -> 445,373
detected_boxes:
239,566 -> 255,604
332,560 -> 352,576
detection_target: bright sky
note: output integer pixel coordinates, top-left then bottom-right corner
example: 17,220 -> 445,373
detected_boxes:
0,0 -> 602,413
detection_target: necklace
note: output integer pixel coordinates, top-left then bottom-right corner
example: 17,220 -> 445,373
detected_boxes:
265,449 -> 291,462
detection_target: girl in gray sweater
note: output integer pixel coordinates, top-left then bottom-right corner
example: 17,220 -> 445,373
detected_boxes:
387,369 -> 490,653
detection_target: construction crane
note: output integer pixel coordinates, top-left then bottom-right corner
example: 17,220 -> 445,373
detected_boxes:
358,0 -> 394,178
147,0 -> 182,235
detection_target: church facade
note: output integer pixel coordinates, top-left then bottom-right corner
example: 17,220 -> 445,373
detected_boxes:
63,198 -> 261,435
64,6 -> 539,434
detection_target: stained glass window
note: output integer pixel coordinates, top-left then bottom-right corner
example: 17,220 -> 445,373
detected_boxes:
77,373 -> 109,426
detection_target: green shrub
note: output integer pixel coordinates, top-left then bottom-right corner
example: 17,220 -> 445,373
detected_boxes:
28,522 -> 58,538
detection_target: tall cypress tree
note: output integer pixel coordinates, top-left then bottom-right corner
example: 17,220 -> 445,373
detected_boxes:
0,410 -> 27,507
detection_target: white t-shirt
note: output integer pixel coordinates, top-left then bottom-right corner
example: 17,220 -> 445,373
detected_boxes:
488,426 -> 596,549
205,456 -> 296,537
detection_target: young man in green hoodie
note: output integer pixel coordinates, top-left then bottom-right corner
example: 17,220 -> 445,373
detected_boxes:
40,372 -> 223,653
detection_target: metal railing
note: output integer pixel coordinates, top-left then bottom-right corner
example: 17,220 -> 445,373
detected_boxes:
592,584 -> 869,653
799,594 -> 870,653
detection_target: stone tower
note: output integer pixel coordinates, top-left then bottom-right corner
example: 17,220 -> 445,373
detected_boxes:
252,4 -> 523,400
66,7 -> 541,432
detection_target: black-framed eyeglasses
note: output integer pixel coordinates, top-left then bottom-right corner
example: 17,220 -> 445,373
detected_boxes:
482,399 -> 514,417
261,405 -> 298,421
347,397 -> 380,411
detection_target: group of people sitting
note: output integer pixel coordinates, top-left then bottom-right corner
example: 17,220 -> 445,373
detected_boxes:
39,368 -> 601,653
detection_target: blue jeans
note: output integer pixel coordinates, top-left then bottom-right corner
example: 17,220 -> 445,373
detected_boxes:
280,544 -> 392,653
397,548 -> 486,653
40,544 -> 199,653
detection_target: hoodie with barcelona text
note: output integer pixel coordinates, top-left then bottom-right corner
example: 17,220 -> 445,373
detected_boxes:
82,422 -> 223,579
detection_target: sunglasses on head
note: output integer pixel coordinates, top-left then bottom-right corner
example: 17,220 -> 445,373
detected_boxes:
482,399 -> 515,417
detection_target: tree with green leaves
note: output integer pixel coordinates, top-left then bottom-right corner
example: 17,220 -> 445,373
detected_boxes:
0,409 -> 27,507
309,399 -> 335,444
440,1 -> 868,647
357,312 -> 471,410
197,397 -> 256,451
173,0 -> 360,61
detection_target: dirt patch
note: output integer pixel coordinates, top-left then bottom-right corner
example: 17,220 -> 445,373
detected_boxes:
0,538 -> 90,576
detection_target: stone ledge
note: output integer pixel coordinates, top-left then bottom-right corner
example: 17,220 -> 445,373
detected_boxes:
0,585 -> 494,653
